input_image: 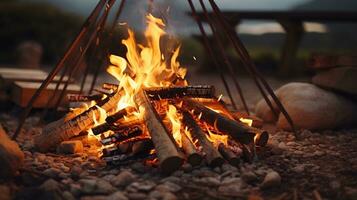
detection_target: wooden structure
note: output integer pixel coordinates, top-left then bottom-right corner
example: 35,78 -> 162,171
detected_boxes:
194,11 -> 357,75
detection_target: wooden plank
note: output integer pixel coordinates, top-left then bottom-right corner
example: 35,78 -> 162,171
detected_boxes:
0,67 -> 72,85
10,81 -> 80,108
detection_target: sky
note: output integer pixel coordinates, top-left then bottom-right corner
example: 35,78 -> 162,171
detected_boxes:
29,0 -> 318,35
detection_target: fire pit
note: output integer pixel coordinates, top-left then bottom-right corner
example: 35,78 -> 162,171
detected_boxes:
33,14 -> 269,174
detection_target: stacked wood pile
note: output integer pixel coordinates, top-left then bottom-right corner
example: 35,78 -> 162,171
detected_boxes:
35,84 -> 268,174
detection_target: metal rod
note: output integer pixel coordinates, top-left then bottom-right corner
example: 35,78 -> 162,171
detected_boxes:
89,0 -> 127,94
12,0 -> 108,140
199,0 -> 249,114
53,0 -> 116,110
187,0 -> 237,110
208,0 -> 296,134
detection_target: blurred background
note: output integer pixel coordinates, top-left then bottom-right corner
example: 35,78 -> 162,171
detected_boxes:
1,0 -> 357,78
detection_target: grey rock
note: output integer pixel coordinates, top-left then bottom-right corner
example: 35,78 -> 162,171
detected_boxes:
241,171 -> 258,183
127,181 -> 156,192
96,180 -> 116,194
260,171 -> 281,189
70,183 -> 81,197
292,164 -> 305,173
194,177 -> 220,187
255,82 -> 357,130
62,191 -> 76,200
112,170 -> 136,187
108,191 -> 129,200
127,192 -> 147,200
43,168 -> 61,178
155,181 -> 181,193
79,179 -> 97,194
218,178 -> 245,197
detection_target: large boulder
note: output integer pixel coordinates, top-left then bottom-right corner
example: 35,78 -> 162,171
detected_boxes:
255,82 -> 357,130
0,125 -> 24,178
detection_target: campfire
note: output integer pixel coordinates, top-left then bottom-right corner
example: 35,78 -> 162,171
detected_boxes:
33,14 -> 268,174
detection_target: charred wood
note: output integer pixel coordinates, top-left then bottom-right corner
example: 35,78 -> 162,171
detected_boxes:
218,143 -> 240,166
134,89 -> 183,174
92,119 -> 142,135
181,131 -> 203,166
182,110 -> 224,167
100,126 -> 142,145
183,99 -> 268,145
145,85 -> 215,100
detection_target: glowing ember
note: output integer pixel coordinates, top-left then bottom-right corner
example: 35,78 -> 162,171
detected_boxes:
239,118 -> 253,127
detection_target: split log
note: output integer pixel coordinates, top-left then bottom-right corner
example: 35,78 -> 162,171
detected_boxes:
35,91 -> 122,152
182,111 -> 224,167
218,143 -> 240,166
105,107 -> 136,124
183,99 -> 268,145
181,131 -> 203,166
145,85 -> 215,100
92,119 -> 142,135
102,83 -> 119,91
134,89 -> 183,174
100,126 -> 142,145
67,94 -> 104,102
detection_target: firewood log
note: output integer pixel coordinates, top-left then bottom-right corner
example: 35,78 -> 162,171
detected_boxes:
35,91 -> 122,152
134,89 -> 183,174
183,99 -> 268,145
92,119 -> 142,135
218,143 -> 240,166
182,111 -> 224,167
181,131 -> 202,166
100,126 -> 142,145
145,85 -> 215,100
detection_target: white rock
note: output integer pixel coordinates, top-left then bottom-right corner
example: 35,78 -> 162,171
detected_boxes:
255,82 -> 357,130
260,171 -> 281,189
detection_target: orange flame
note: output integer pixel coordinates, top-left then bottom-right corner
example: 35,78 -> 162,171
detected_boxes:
204,123 -> 228,148
166,105 -> 183,147
107,14 -> 187,116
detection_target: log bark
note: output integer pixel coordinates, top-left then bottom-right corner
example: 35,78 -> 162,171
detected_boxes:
67,94 -> 104,102
218,143 -> 240,166
92,119 -> 142,135
134,89 -> 183,174
183,99 -> 268,145
145,85 -> 215,100
35,91 -> 122,152
105,107 -> 136,124
181,131 -> 202,166
182,111 -> 224,167
100,126 -> 142,145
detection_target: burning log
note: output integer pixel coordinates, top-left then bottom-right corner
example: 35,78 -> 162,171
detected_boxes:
218,143 -> 240,166
183,99 -> 268,146
134,89 -> 183,174
67,94 -> 104,102
35,91 -> 122,152
105,107 -> 136,124
145,85 -> 215,100
182,111 -> 224,167
102,83 -> 119,91
100,126 -> 142,145
181,130 -> 203,166
92,119 -> 142,135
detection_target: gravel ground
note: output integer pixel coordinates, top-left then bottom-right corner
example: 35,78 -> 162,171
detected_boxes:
0,113 -> 356,200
